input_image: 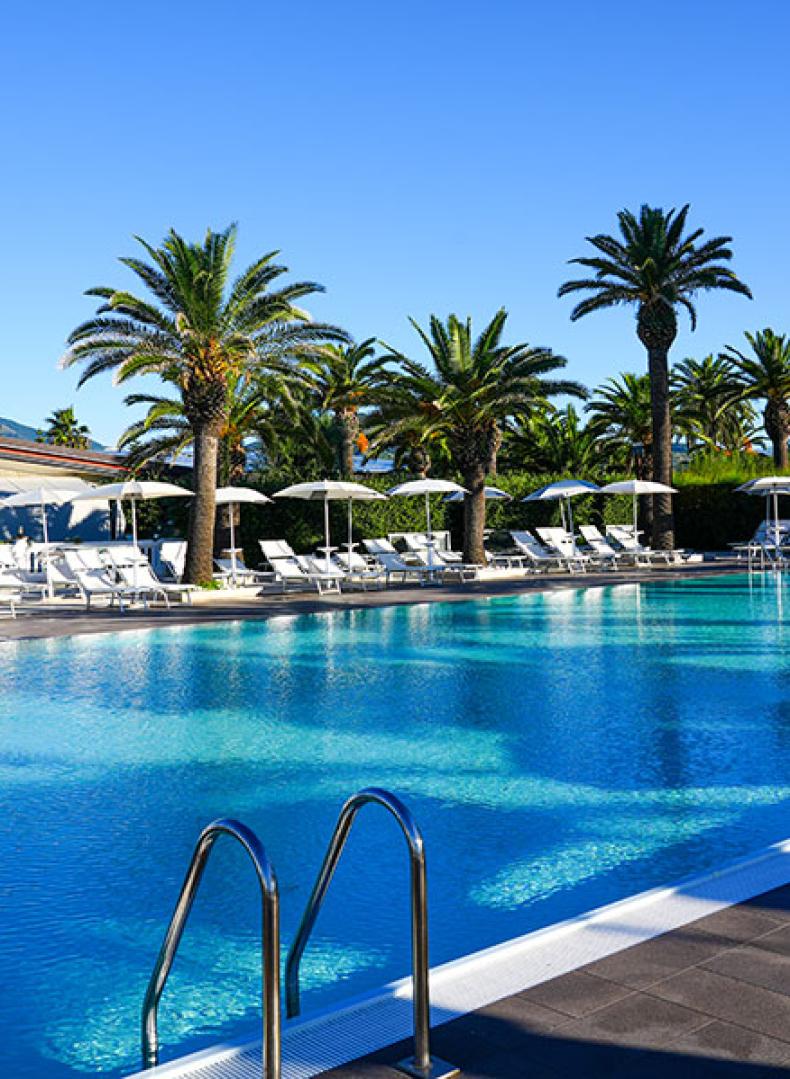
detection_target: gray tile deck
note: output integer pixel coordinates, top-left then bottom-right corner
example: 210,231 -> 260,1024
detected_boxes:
318,885 -> 790,1077
0,560 -> 745,643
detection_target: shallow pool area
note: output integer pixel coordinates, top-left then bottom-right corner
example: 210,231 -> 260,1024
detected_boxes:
2,573 -> 790,1078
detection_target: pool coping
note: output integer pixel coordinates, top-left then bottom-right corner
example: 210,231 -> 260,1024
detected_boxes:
127,835 -> 790,1079
0,560 -> 750,646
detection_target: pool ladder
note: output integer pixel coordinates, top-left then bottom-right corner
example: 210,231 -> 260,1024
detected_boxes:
140,787 -> 459,1079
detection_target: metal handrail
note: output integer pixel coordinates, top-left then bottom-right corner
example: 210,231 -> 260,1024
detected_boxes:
285,787 -> 457,1079
141,818 -> 281,1078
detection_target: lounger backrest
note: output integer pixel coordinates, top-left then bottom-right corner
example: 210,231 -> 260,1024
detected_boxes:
579,525 -> 604,543
303,555 -> 344,578
607,525 -> 643,552
335,551 -> 366,571
260,539 -> 296,565
537,527 -> 577,557
510,530 -> 552,560
269,556 -> 307,579
363,537 -> 398,555
401,533 -> 431,551
374,551 -> 414,571
159,540 -> 187,578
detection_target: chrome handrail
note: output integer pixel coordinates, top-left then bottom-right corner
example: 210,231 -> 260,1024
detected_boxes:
285,787 -> 457,1079
141,818 -> 281,1078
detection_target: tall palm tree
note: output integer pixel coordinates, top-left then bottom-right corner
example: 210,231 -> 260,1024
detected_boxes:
672,354 -> 757,454
62,225 -> 344,582
294,339 -> 389,477
37,406 -> 91,449
723,329 -> 790,467
558,204 -> 752,548
375,309 -> 584,562
585,373 -> 653,478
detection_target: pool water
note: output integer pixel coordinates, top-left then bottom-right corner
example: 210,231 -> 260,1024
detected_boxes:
2,574 -> 790,1077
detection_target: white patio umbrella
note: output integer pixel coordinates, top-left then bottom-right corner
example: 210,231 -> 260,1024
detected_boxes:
273,480 -> 387,571
0,485 -> 84,597
522,479 -> 600,536
443,485 -> 512,503
735,477 -> 790,547
70,480 -> 194,586
214,486 -> 272,585
70,480 -> 194,550
387,478 -> 468,569
600,479 -> 678,538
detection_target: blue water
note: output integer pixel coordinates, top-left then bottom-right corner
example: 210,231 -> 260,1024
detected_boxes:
2,574 -> 790,1077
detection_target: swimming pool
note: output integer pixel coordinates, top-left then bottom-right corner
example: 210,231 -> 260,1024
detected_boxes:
2,573 -> 790,1078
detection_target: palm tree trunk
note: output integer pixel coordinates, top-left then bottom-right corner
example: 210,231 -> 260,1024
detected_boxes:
462,464 -> 487,564
185,424 -> 219,584
647,347 -> 674,549
765,402 -> 789,469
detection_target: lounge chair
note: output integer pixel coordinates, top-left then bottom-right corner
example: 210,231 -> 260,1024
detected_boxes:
102,546 -> 196,605
536,527 -> 595,572
363,542 -> 434,585
260,540 -> 343,593
579,525 -> 645,566
333,550 -> 386,589
407,546 -> 480,581
509,530 -> 565,571
606,525 -> 679,564
62,553 -> 138,611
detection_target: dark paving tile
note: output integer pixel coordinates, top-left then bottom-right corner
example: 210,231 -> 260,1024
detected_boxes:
667,1020 -> 790,1066
649,968 -> 790,1042
552,990 -> 708,1051
582,925 -> 740,989
517,970 -> 633,1018
689,906 -> 785,944
703,929 -> 790,996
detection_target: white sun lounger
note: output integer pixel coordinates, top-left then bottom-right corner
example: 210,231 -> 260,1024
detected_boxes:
536,527 -> 595,572
62,553 -> 138,612
102,546 -> 196,605
333,551 -> 386,589
509,530 -> 566,571
606,525 -> 681,564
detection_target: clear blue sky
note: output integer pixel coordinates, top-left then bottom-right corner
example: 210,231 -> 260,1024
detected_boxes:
1,1 -> 788,445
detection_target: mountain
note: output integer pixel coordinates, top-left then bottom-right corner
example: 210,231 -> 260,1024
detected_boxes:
0,415 -> 105,450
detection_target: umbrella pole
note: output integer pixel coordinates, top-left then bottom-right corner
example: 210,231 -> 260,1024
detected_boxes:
567,498 -> 575,539
348,498 -> 353,564
229,503 -> 237,587
41,496 -> 53,600
131,499 -> 138,588
425,492 -> 433,571
633,493 -> 638,538
324,497 -> 331,572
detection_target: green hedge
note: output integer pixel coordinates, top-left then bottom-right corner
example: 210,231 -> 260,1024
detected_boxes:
135,467 -> 768,561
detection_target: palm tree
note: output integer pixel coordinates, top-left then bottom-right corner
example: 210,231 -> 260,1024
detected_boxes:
37,406 -> 91,449
376,309 -> 584,562
294,339 -> 389,477
672,354 -> 757,454
559,204 -> 752,548
585,373 -> 653,478
723,329 -> 790,467
62,225 -> 345,582
502,405 -> 598,474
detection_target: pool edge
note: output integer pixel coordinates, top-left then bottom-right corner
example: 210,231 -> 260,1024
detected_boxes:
127,834 -> 790,1079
